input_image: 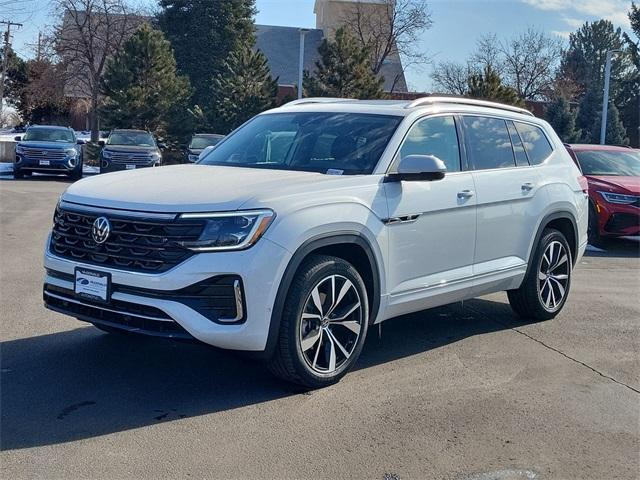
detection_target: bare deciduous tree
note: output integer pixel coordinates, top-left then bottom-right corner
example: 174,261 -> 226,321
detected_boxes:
500,28 -> 563,100
470,34 -> 505,75
53,0 -> 143,140
430,61 -> 469,95
431,29 -> 562,100
341,0 -> 432,92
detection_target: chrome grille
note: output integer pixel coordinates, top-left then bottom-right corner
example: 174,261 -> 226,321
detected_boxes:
109,152 -> 154,165
23,148 -> 67,161
50,207 -> 205,273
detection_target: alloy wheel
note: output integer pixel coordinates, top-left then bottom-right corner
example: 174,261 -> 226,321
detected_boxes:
538,240 -> 570,311
298,274 -> 363,374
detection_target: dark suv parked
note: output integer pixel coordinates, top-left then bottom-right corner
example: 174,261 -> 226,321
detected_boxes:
185,133 -> 224,162
99,129 -> 163,173
14,125 -> 84,180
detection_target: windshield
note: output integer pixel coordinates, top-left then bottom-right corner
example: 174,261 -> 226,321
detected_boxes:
190,136 -> 222,149
198,112 -> 402,175
107,131 -> 155,147
576,150 -> 640,176
23,128 -> 75,143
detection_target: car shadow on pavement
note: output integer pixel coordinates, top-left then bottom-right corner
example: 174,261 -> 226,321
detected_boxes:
583,237 -> 640,259
1,299 -> 515,451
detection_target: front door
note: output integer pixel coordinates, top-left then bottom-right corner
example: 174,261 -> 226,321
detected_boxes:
384,115 -> 477,318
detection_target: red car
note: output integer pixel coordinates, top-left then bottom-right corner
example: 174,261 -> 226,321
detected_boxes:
565,144 -> 639,244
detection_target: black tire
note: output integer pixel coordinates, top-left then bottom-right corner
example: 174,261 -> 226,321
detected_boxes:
69,164 -> 83,180
508,228 -> 572,321
587,203 -> 603,247
13,167 -> 24,179
268,254 -> 369,388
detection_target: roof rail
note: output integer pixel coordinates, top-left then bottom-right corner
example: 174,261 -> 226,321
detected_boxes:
283,97 -> 357,107
405,96 -> 534,117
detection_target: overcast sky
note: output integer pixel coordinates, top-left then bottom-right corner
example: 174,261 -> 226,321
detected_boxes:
3,0 -> 636,92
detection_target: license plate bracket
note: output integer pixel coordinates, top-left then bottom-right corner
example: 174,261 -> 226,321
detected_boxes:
126,164 -> 136,170
39,160 -> 50,166
74,268 -> 111,303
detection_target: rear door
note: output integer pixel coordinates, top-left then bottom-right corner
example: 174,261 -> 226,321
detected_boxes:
462,115 -> 551,283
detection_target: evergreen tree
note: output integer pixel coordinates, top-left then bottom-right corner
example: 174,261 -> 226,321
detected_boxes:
467,66 -> 525,107
576,89 -> 629,145
304,27 -> 385,99
158,0 -> 256,109
100,24 -> 192,143
209,47 -> 278,133
545,96 -> 581,143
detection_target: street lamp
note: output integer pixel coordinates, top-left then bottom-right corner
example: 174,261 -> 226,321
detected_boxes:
298,28 -> 310,99
600,49 -> 621,145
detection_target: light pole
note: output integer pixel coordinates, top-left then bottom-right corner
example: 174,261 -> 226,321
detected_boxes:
298,28 -> 310,99
600,49 -> 621,145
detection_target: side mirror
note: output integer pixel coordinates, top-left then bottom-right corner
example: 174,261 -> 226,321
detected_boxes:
76,139 -> 85,145
14,136 -> 21,141
158,143 -> 167,150
98,140 -> 105,147
387,155 -> 447,182
198,145 -> 215,160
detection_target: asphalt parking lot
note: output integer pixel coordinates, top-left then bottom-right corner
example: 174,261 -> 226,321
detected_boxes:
1,175 -> 639,480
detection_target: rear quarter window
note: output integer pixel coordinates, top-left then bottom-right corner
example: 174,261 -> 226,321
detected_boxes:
514,122 -> 553,165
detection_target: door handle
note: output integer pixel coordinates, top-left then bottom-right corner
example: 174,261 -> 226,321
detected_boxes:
457,190 -> 474,199
521,182 -> 535,192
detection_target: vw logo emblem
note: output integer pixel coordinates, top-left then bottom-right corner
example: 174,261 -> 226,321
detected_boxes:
92,217 -> 111,244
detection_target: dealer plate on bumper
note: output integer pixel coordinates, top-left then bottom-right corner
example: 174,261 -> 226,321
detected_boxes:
39,160 -> 50,166
74,268 -> 111,303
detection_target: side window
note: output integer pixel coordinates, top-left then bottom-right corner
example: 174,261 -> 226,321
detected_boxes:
514,122 -> 553,165
399,116 -> 461,172
463,116 -> 515,170
507,121 -> 529,167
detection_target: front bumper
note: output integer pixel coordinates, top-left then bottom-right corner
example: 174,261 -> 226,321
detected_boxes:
99,159 -> 158,173
595,199 -> 639,236
16,155 -> 78,173
43,236 -> 292,351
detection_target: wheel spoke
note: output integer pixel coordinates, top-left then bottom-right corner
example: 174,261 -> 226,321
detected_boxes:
544,280 -> 553,307
548,242 -> 555,267
302,313 -> 321,321
326,333 -> 337,372
312,329 -> 323,369
327,278 -> 353,317
330,301 -> 361,322
550,282 -> 557,307
311,286 -> 324,316
326,327 -> 350,359
538,271 -> 547,280
301,328 -> 322,352
550,277 -> 566,298
551,253 -> 568,271
551,274 -> 568,281
331,319 -> 361,335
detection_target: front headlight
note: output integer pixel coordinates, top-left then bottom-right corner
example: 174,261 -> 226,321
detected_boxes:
101,149 -> 113,159
599,191 -> 638,205
150,151 -> 161,161
178,209 -> 275,251
15,145 -> 24,154
65,148 -> 78,157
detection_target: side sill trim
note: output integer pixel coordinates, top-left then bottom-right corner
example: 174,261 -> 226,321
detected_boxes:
390,263 -> 526,298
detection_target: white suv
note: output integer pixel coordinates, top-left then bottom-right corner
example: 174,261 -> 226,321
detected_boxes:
43,97 -> 588,387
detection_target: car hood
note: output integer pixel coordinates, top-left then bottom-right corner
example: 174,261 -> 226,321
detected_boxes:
18,141 -> 75,150
62,164 -> 354,212
587,175 -> 640,195
102,145 -> 158,153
